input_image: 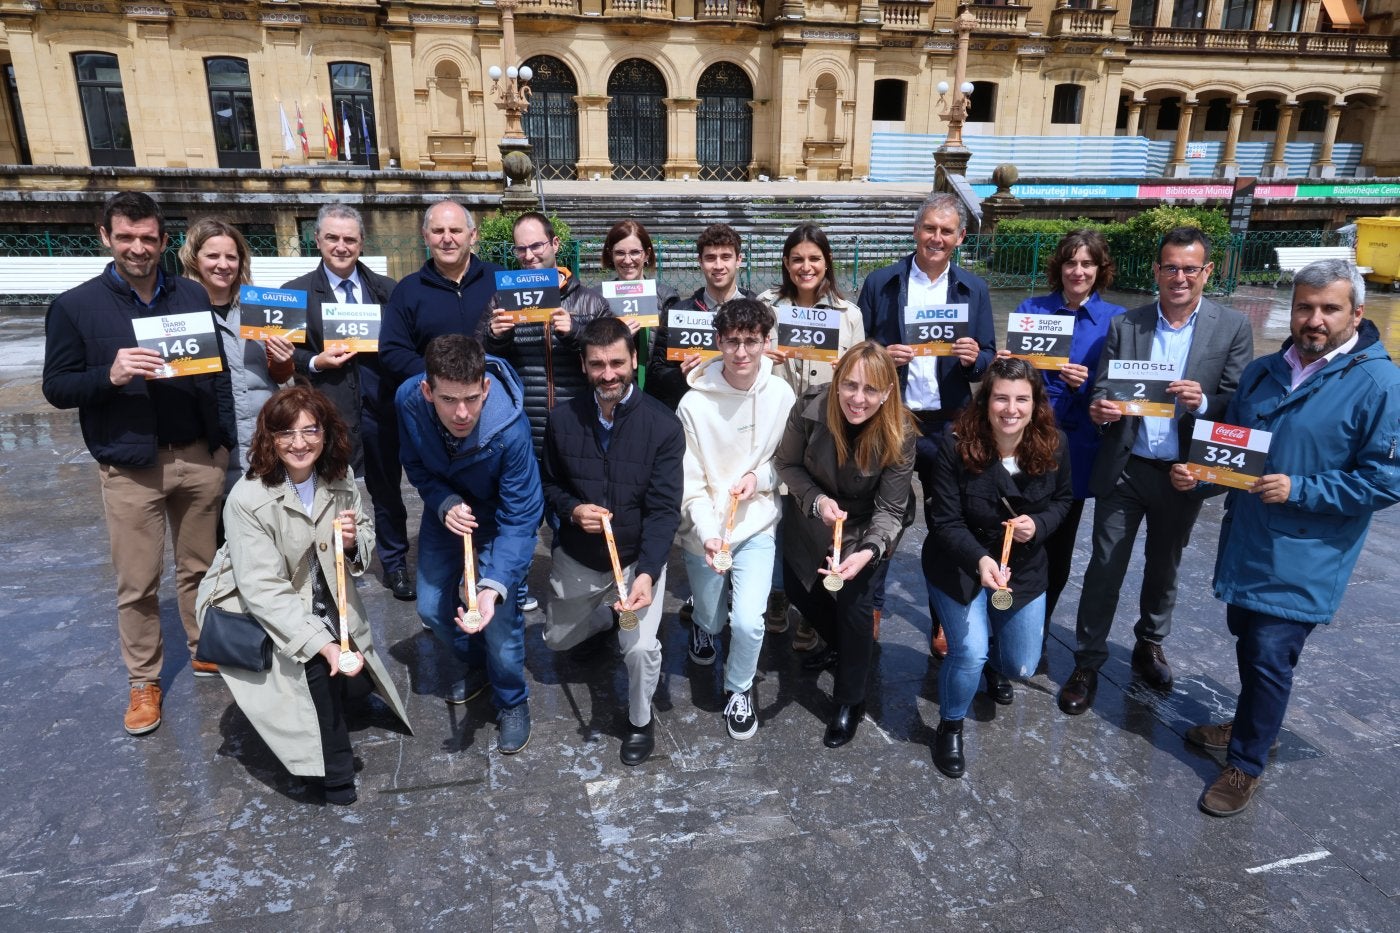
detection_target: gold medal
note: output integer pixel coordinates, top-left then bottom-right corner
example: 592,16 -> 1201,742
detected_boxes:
823,516 -> 845,593
618,610 -> 640,631
990,519 -> 1014,611
713,492 -> 740,573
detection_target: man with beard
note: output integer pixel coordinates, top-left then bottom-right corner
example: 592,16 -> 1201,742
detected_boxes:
539,316 -> 685,766
1170,259 -> 1400,816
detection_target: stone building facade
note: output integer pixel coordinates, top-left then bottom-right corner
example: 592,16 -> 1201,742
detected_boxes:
0,0 -> 1393,182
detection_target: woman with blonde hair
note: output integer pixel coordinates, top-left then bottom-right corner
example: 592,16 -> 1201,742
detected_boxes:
774,341 -> 916,747
179,217 -> 294,486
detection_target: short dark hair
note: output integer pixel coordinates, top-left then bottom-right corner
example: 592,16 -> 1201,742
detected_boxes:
246,386 -> 353,485
513,211 -> 555,241
425,334 -> 487,388
713,297 -> 774,339
578,315 -> 635,356
696,223 -> 742,256
601,219 -> 656,271
1158,225 -> 1211,261
102,192 -> 165,238
1046,229 -> 1116,293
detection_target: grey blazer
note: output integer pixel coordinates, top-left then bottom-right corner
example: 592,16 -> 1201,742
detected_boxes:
1086,297 -> 1254,497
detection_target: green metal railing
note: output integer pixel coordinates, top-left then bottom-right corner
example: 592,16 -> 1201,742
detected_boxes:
0,228 -> 1350,304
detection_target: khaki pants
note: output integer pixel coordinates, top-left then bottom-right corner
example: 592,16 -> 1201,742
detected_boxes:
546,546 -> 665,727
98,443 -> 227,684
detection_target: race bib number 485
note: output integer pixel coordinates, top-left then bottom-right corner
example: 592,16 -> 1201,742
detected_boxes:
322,303 -> 381,353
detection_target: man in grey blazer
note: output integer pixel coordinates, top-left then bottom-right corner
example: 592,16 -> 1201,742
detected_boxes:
1058,227 -> 1254,715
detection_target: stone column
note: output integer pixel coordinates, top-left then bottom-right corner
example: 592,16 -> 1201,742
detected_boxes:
1216,99 -> 1247,178
1310,103 -> 1344,179
1204,0 -> 1226,27
850,47 -> 877,178
1125,98 -> 1146,137
1167,99 -> 1197,177
1301,0 -> 1322,31
1153,0 -> 1172,28
1262,100 -> 1296,178
384,31 -> 420,169
574,95 -> 612,179
663,97 -> 702,180
1252,0 -> 1274,30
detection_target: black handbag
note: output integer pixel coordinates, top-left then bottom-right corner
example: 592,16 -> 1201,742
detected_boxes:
195,605 -> 273,672
196,554 -> 273,672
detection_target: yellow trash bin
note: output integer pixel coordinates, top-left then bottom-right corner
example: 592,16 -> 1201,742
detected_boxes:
1355,217 -> 1400,288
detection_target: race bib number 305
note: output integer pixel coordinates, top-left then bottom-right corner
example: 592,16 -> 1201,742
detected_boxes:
1185,420 -> 1272,490
322,303 -> 381,353
777,305 -> 840,361
904,304 -> 969,357
1006,314 -> 1074,369
495,269 -> 561,324
602,280 -> 659,328
1102,360 -> 1182,417
133,311 -> 223,378
665,308 -> 719,361
239,286 -> 308,342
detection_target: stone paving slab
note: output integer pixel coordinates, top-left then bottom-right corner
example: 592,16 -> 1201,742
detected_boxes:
3,297 -> 1399,929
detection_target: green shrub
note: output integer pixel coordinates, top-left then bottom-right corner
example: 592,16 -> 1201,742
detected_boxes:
1107,206 -> 1231,291
993,218 -> 1112,237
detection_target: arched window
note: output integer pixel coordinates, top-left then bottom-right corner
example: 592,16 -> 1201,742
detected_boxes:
73,52 -> 134,167
696,62 -> 753,181
1203,97 -> 1231,132
1251,99 -> 1280,132
607,59 -> 667,180
206,57 -> 259,169
1297,100 -> 1327,132
1157,96 -> 1181,131
522,56 -> 579,180
329,62 -> 378,169
1051,84 -> 1083,125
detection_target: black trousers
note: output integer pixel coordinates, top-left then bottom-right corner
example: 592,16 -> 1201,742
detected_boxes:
304,655 -> 356,788
361,389 -> 409,574
785,560 -> 878,706
1043,497 -> 1086,622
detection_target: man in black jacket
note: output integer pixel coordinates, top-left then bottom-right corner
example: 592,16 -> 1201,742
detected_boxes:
42,192 -> 235,737
541,317 -> 685,766
645,222 -> 756,410
284,204 -> 409,598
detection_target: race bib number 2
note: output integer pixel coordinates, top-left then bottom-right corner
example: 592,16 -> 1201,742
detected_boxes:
132,311 -> 223,378
1102,360 -> 1181,417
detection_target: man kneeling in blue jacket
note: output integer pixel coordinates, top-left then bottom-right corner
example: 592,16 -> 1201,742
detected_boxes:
1171,259 -> 1400,817
398,335 -> 544,754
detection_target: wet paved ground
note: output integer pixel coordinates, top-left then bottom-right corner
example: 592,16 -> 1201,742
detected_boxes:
3,287 -> 1399,930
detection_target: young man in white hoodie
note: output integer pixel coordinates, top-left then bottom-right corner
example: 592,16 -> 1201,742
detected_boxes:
677,298 -> 796,739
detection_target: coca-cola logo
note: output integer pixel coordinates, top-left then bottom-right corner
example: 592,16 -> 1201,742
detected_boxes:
1212,424 -> 1250,445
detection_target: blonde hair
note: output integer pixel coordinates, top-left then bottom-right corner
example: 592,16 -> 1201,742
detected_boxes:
178,217 -> 252,288
824,341 -> 916,473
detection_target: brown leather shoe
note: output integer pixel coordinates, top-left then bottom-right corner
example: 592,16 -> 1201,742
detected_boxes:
1131,639 -> 1174,690
191,659 -> 220,678
872,609 -> 882,641
124,684 -> 162,736
930,625 -> 948,660
1186,720 -> 1281,754
765,591 -> 790,634
1199,765 -> 1261,817
1057,667 -> 1098,715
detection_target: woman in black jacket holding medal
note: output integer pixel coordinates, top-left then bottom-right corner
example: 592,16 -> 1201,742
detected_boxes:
925,357 -> 1072,778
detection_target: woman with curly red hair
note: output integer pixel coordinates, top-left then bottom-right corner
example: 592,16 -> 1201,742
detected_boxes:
923,357 -> 1072,778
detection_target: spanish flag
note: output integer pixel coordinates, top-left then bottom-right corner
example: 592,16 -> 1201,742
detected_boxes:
321,102 -> 338,160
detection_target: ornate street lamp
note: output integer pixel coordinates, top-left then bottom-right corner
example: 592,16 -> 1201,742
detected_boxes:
488,0 -> 538,211
933,2 -> 977,192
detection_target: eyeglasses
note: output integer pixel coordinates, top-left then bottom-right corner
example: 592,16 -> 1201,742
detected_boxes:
1159,264 -> 1206,278
611,249 -> 646,260
838,381 -> 887,403
513,239 -> 552,257
719,337 -> 764,352
273,425 -> 322,444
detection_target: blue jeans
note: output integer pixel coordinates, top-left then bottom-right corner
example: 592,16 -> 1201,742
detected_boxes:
685,534 -> 775,694
928,585 -> 1045,721
1225,604 -> 1315,777
416,515 -> 528,710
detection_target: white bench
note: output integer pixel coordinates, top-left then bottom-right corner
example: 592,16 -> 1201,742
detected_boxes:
1273,246 -> 1372,287
0,255 -> 391,297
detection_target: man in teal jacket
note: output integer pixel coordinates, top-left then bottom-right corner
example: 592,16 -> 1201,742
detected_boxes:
1171,259 -> 1400,817
397,335 -> 543,754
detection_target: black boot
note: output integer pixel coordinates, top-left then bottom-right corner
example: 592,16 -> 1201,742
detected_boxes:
802,644 -> 838,672
933,719 -> 965,779
823,703 -> 864,748
984,663 -> 1014,706
620,718 -> 655,766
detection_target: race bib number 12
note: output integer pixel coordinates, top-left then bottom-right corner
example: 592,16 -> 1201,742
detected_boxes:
239,285 -> 308,342
133,311 -> 223,378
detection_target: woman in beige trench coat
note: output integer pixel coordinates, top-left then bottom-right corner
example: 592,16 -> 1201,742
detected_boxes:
198,385 -> 410,805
